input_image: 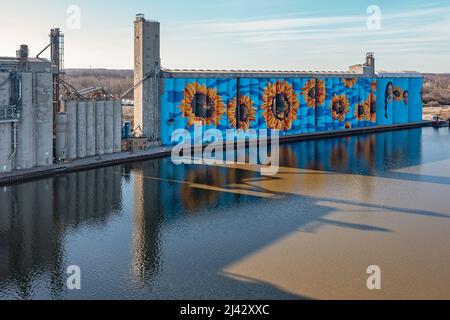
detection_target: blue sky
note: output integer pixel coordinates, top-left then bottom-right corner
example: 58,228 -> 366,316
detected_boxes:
1,0 -> 449,72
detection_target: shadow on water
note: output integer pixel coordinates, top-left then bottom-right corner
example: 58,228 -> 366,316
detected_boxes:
0,127 -> 449,299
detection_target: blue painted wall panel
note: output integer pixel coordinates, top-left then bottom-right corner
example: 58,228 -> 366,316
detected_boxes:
299,78 -> 309,134
159,75 -> 423,146
291,78 -> 302,134
160,78 -> 174,145
376,78 -> 394,126
408,78 -> 423,123
315,78 -> 326,132
324,78 -> 333,131
393,78 -> 409,124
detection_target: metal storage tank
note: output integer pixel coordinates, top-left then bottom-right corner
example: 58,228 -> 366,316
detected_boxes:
86,101 -> 96,157
16,73 -> 35,170
34,72 -> 53,166
0,123 -> 12,173
77,101 -> 87,158
113,100 -> 122,153
104,100 -> 114,154
66,101 -> 78,160
95,100 -> 105,156
0,72 -> 12,173
55,113 -> 68,160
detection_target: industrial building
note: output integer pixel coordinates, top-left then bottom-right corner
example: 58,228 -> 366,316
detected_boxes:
0,14 -> 425,180
0,48 -> 55,173
133,15 -> 423,146
0,30 -> 124,175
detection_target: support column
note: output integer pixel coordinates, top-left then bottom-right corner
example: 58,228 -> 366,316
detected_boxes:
134,14 -> 161,146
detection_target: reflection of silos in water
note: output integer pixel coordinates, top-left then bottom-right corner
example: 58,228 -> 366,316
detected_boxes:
132,161 -> 162,280
0,187 -> 13,277
34,178 -> 63,296
77,171 -> 87,219
112,165 -> 123,210
95,168 -> 106,218
85,169 -> 96,218
66,173 -> 78,223
54,176 -> 69,224
104,166 -> 114,213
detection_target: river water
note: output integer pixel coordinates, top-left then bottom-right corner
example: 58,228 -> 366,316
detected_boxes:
0,127 -> 449,299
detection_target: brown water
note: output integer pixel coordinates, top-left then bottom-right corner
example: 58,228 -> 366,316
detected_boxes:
0,127 -> 449,299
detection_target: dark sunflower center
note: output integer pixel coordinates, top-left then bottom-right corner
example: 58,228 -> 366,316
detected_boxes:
191,93 -> 215,118
308,88 -> 316,100
333,101 -> 344,115
239,103 -> 249,122
272,93 -> 291,120
370,101 -> 376,113
358,104 -> 365,116
393,90 -> 401,98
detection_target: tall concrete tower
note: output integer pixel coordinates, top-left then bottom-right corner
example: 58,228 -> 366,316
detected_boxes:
134,14 -> 161,145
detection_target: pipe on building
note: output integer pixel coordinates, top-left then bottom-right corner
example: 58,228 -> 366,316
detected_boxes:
8,122 -> 17,165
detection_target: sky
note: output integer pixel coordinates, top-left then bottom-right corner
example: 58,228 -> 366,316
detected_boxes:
1,0 -> 449,72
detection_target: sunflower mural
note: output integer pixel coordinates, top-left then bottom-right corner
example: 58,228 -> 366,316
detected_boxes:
301,79 -> 326,107
371,80 -> 377,93
331,94 -> 350,122
366,93 -> 377,122
227,95 -> 257,131
392,86 -> 404,102
355,102 -> 369,121
179,82 -> 226,127
344,78 -> 357,88
261,80 -> 299,130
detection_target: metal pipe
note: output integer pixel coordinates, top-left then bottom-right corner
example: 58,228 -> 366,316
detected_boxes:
120,71 -> 153,99
36,43 -> 51,59
9,122 -> 17,164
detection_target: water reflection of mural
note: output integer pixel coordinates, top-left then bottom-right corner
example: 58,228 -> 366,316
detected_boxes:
0,128 -> 429,299
161,77 -> 423,145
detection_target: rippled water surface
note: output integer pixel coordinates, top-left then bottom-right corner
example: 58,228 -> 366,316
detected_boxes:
1,127 -> 449,299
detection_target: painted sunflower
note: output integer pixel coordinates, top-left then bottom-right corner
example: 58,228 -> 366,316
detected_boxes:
227,95 -> 257,131
355,102 -> 369,121
366,93 -> 377,122
392,86 -> 403,102
371,80 -> 377,93
301,79 -> 326,107
344,78 -> 357,88
179,82 -> 226,127
331,94 -> 350,122
261,80 -> 299,130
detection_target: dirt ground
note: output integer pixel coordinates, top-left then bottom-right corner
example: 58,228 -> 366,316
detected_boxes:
423,105 -> 450,121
